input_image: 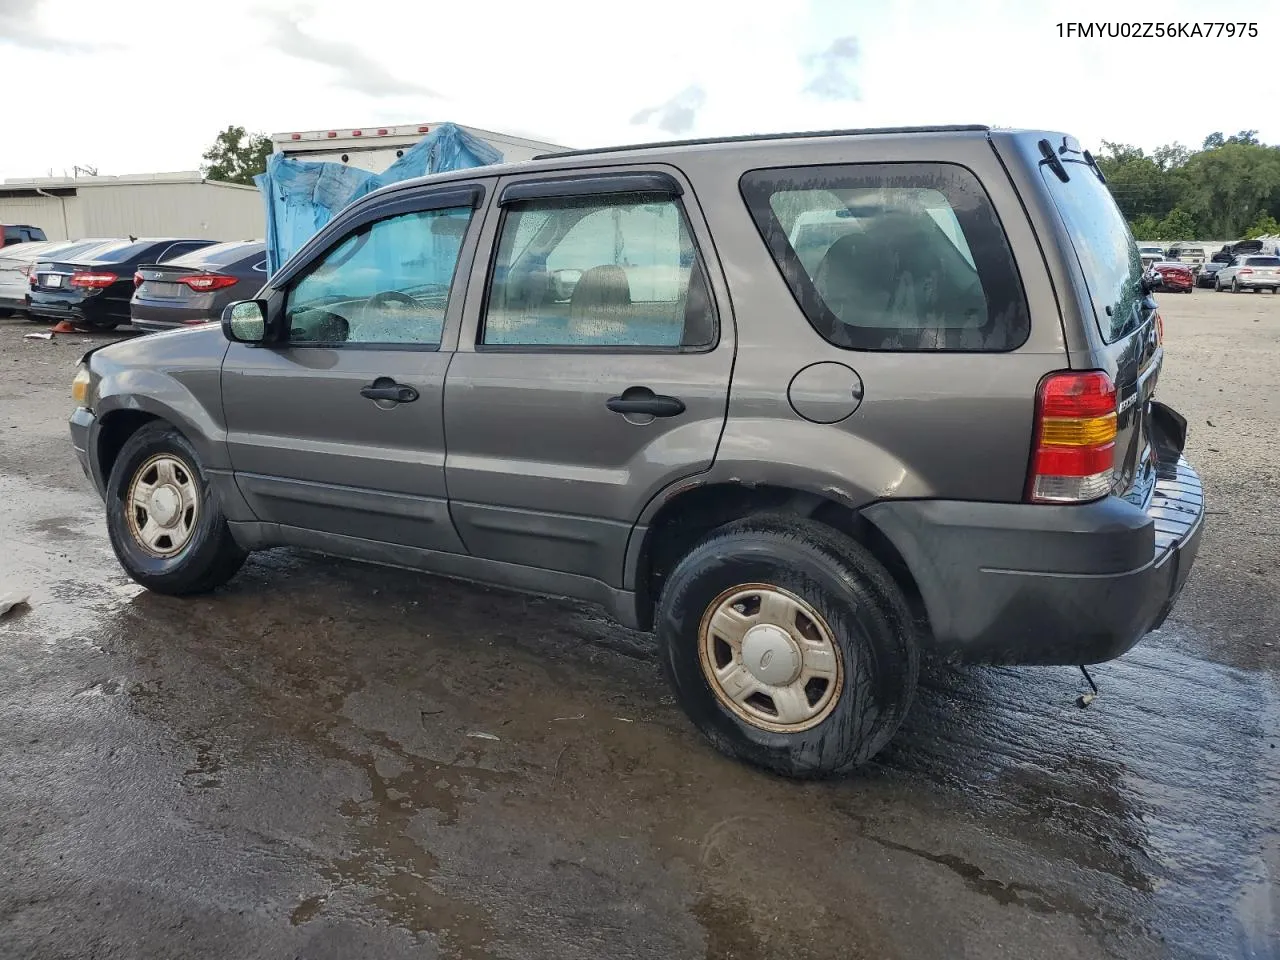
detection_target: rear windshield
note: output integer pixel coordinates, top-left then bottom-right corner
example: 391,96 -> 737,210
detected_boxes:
166,241 -> 265,269
1246,256 -> 1280,266
1040,163 -> 1145,343
740,162 -> 1030,351
79,239 -> 182,263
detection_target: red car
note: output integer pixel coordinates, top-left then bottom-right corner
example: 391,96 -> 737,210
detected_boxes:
1153,261 -> 1194,293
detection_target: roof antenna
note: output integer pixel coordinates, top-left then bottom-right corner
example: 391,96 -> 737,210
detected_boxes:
1076,665 -> 1099,708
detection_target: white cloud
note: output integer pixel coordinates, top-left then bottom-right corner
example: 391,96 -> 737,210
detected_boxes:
0,0 -> 1277,181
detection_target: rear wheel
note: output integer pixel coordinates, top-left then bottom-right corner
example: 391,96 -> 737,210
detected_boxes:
656,515 -> 919,778
105,421 -> 247,594
1233,279 -> 1241,293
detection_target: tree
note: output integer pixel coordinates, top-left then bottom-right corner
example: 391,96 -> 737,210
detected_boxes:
1178,143 -> 1280,237
201,126 -> 273,186
1203,132 -> 1225,150
1154,207 -> 1199,240
1129,214 -> 1160,240
1095,141 -> 1177,223
1152,142 -> 1190,171
1227,130 -> 1260,146
1244,213 -> 1280,239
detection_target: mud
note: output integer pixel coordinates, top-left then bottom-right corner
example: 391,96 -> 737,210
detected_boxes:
0,294 -> 1277,960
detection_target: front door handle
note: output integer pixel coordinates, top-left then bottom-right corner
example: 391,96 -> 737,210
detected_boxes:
606,388 -> 685,418
361,380 -> 419,403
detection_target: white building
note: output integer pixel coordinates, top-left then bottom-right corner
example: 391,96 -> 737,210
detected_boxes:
0,171 -> 264,242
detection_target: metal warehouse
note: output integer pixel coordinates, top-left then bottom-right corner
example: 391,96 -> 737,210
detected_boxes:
0,171 -> 263,241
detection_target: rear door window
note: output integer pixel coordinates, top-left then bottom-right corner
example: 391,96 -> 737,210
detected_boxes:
740,163 -> 1028,351
1039,164 -> 1145,343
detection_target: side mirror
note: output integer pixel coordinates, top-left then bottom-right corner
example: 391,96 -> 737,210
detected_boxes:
222,299 -> 268,344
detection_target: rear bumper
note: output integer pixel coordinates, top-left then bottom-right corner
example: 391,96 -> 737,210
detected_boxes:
1233,277 -> 1279,289
864,457 -> 1204,665
131,299 -> 218,332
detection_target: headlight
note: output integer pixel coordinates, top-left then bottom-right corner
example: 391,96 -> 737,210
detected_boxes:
71,364 -> 92,407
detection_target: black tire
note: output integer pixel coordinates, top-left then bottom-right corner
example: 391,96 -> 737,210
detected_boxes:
656,515 -> 919,778
1233,279 -> 1240,293
105,421 -> 247,594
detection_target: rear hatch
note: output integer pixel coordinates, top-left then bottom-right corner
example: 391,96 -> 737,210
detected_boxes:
1240,255 -> 1280,282
1035,143 -> 1162,503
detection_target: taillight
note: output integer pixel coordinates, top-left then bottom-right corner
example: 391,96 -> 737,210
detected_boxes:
1239,269 -> 1253,275
69,271 -> 118,288
1027,371 -> 1118,504
134,271 -> 144,289
177,273 -> 238,292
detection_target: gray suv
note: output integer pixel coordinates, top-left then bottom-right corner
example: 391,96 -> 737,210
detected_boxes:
68,126 -> 1204,777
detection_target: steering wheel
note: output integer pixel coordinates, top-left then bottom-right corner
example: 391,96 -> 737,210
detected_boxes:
359,289 -> 419,323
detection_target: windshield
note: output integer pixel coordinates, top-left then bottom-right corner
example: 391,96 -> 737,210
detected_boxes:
1041,163 -> 1146,343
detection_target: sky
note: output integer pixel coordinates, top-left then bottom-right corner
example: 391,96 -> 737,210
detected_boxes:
1,0 -> 1277,181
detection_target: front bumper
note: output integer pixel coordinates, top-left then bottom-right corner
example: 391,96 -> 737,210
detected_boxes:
864,457 -> 1204,665
69,406 -> 104,497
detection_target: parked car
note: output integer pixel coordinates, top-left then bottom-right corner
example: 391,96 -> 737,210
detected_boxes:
28,238 -> 218,330
131,241 -> 268,334
68,126 -> 1203,778
0,239 -> 117,316
2,224 -> 46,247
1166,245 -> 1206,275
1197,250 -> 1233,287
1215,254 -> 1280,293
1152,261 -> 1194,293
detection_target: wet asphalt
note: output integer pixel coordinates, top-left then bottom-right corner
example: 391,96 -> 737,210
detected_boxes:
0,292 -> 1276,960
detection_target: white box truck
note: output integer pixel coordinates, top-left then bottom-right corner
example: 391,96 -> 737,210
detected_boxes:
271,122 -> 567,174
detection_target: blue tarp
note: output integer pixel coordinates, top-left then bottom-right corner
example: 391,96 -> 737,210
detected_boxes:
255,122 -> 503,275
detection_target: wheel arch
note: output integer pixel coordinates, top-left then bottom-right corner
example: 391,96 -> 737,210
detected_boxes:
627,480 -> 927,634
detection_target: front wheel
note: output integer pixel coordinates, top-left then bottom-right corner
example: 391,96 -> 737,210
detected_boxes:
105,421 -> 247,594
657,515 -> 919,778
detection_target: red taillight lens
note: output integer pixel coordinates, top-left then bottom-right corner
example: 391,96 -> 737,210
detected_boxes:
1027,371 -> 1118,504
177,273 -> 238,292
133,271 -> 144,289
69,271 -> 118,288
1239,269 -> 1253,275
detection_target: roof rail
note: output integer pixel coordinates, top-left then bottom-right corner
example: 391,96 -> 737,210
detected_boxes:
533,124 -> 991,160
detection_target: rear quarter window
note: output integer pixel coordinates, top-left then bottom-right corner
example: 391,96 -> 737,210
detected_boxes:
739,163 -> 1029,351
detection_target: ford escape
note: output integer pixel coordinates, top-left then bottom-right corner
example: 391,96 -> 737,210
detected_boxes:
69,125 -> 1203,777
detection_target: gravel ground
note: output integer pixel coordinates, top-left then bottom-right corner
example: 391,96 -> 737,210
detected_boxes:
0,290 -> 1276,960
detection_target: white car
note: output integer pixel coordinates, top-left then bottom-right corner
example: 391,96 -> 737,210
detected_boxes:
1215,254 -> 1280,293
0,238 -> 115,317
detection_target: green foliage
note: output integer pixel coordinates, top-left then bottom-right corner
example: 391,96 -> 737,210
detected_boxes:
1244,214 -> 1280,239
1154,208 -> 1198,240
1098,134 -> 1280,239
1129,214 -> 1160,240
201,126 -> 273,186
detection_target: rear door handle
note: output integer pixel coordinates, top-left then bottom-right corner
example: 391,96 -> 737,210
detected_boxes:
606,389 -> 685,418
361,380 -> 419,403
